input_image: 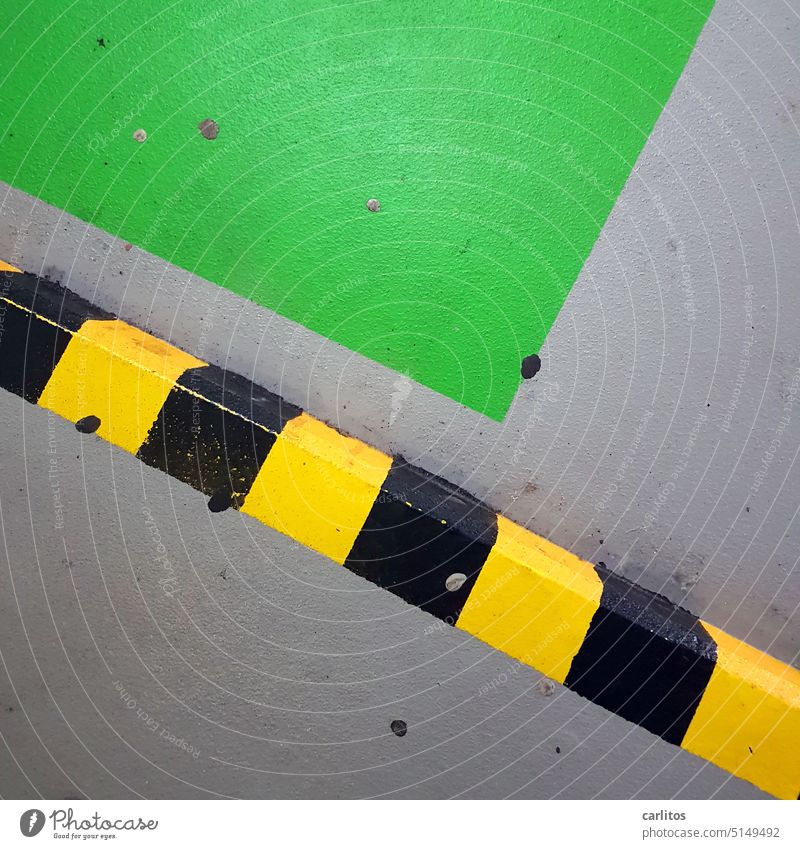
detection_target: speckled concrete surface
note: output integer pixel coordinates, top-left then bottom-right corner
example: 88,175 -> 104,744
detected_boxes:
2,0 -> 798,667
0,0 -> 798,799
0,388 -> 765,798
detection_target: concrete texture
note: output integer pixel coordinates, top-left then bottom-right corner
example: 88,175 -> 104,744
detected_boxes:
0,388 -> 765,799
0,0 -> 799,799
1,0 -> 799,669
0,0 -> 715,419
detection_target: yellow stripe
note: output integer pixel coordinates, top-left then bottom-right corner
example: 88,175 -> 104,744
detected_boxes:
0,260 -> 21,272
38,319 -> 205,454
456,515 -> 603,683
241,412 -> 392,564
7,262 -> 800,799
682,622 -> 800,799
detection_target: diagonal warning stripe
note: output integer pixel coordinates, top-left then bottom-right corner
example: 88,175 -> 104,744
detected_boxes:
1,267 -> 798,799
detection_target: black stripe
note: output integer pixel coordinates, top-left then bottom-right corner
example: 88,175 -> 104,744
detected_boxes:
564,571 -> 717,744
176,364 -> 301,433
0,271 -> 728,754
344,459 -> 498,623
0,272 -> 111,404
0,300 -> 72,403
136,365 -> 300,501
1,271 -> 112,331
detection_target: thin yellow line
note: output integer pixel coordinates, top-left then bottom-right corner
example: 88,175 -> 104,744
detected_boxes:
4,278 -> 799,799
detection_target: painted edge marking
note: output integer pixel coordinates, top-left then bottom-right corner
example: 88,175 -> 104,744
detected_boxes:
564,572 -> 717,745
0,298 -> 73,403
456,515 -> 602,684
682,622 -> 800,800
136,375 -> 277,499
242,412 -> 393,564
38,319 -> 205,454
344,460 -> 498,622
0,268 -> 798,799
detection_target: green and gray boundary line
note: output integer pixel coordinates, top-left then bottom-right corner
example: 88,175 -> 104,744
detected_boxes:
0,263 -> 798,799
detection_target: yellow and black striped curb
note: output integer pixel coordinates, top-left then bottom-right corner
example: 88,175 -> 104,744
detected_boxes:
1,264 -> 799,799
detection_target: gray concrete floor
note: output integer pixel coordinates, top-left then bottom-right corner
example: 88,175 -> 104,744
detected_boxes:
0,0 -> 797,800
0,388 -> 765,798
2,0 -> 800,669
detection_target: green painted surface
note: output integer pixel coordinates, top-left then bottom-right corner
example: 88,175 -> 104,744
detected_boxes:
0,1 -> 713,419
